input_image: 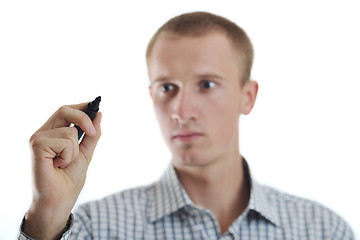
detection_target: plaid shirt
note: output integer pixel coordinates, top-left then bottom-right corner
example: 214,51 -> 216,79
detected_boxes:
19,160 -> 354,239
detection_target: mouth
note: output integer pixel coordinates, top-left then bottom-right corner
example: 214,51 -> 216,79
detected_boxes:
172,132 -> 204,143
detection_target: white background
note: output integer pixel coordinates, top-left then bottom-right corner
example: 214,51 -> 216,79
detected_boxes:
0,0 -> 359,238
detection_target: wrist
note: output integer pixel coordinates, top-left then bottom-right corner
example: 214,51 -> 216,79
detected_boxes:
22,204 -> 72,240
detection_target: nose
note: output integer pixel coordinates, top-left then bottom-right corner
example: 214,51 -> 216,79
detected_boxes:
171,87 -> 198,125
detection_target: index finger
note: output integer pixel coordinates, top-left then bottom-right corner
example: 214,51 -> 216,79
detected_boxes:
37,102 -> 93,133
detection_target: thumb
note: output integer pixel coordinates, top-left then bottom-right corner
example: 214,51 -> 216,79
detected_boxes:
79,111 -> 102,164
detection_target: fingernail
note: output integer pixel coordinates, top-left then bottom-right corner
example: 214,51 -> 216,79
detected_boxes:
89,125 -> 96,135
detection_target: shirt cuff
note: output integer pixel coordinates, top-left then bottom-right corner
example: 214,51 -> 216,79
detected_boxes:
18,213 -> 74,240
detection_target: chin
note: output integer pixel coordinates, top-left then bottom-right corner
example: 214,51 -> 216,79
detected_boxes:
172,150 -> 213,168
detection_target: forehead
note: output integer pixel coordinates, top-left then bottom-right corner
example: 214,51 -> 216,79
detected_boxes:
147,32 -> 241,81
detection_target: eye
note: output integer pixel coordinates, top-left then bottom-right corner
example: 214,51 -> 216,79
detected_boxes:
161,83 -> 175,93
201,80 -> 216,89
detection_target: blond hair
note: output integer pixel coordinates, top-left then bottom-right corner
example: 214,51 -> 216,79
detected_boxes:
146,11 -> 254,85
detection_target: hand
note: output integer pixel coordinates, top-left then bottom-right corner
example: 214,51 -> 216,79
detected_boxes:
23,103 -> 102,240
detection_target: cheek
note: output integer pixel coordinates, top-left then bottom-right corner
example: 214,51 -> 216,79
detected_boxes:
205,92 -> 240,140
153,103 -> 171,135
206,90 -> 239,120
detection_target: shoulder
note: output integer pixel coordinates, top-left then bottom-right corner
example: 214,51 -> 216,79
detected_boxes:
262,183 -> 329,212
257,183 -> 354,239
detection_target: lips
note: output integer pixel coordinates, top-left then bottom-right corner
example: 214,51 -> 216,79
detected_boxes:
172,132 -> 203,143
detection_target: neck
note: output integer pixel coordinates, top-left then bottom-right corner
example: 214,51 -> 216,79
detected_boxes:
175,154 -> 250,233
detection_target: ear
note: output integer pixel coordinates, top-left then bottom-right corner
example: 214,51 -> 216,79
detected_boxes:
239,80 -> 258,115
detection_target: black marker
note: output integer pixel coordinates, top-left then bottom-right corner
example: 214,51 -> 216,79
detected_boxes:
75,96 -> 101,141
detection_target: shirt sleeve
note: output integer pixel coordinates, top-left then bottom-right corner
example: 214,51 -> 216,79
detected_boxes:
17,213 -> 74,240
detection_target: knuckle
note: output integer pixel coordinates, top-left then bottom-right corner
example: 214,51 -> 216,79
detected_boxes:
29,135 -> 44,149
57,105 -> 70,116
65,127 -> 79,139
29,133 -> 37,144
29,131 -> 41,145
79,113 -> 90,125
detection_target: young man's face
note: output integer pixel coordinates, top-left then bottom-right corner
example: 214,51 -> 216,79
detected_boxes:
147,31 -> 257,168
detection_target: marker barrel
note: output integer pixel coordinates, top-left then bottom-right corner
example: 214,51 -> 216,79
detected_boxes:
75,96 -> 101,141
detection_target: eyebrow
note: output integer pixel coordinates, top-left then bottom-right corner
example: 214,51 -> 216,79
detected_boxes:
150,76 -> 169,87
195,72 -> 225,81
152,76 -> 169,83
150,72 -> 225,86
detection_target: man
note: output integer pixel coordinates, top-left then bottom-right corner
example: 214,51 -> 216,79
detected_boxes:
19,11 -> 353,239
